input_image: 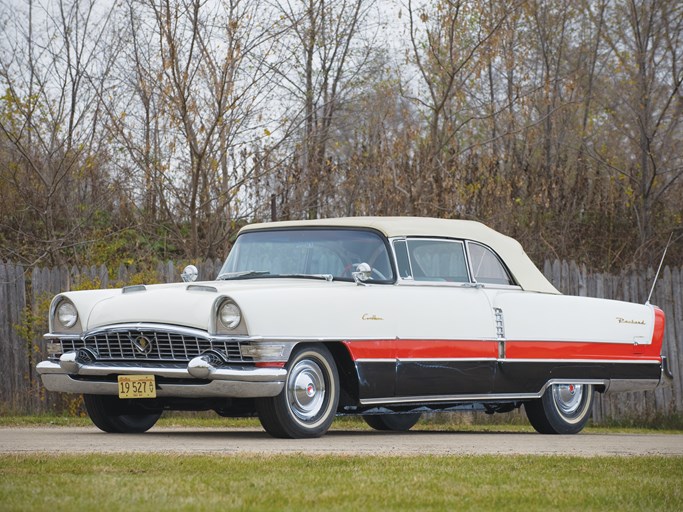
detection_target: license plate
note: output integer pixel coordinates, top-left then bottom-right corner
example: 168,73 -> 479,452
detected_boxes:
118,375 -> 156,399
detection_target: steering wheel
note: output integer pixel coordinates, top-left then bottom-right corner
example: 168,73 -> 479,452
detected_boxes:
370,267 -> 387,280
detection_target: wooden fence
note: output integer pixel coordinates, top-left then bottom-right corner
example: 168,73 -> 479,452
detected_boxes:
1,259 -> 681,423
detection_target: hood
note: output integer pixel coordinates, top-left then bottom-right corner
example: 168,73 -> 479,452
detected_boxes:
74,279 -> 348,332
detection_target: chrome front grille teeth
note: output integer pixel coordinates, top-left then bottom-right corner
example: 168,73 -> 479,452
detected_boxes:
59,329 -> 250,364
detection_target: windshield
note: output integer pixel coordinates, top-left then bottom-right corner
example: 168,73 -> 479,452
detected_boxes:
219,228 -> 395,282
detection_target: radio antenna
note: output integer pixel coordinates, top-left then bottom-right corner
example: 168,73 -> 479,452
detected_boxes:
646,232 -> 674,305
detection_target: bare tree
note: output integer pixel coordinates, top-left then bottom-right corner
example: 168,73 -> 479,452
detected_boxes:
583,0 -> 683,252
1,0 -> 681,271
105,0 -> 277,258
265,0 -> 378,219
0,0 -> 119,265
404,0 -> 519,215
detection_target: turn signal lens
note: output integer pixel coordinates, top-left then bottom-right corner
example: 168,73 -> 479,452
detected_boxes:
240,344 -> 285,359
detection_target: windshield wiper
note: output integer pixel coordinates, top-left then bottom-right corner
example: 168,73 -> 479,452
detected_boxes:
216,270 -> 270,280
216,271 -> 335,282
270,273 -> 334,282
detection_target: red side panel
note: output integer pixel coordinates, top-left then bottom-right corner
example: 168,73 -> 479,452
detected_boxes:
341,340 -> 498,361
394,340 -> 498,360
505,340 -> 660,361
341,340 -> 395,360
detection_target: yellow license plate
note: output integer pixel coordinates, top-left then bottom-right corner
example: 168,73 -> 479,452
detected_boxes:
117,375 -> 156,399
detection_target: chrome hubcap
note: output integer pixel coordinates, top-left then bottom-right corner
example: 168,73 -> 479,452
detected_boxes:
288,360 -> 326,421
552,384 -> 584,416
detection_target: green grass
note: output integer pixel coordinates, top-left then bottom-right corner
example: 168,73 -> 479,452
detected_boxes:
0,453 -> 681,511
1,414 -> 681,510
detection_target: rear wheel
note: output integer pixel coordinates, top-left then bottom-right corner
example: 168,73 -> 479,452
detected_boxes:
83,394 -> 161,433
363,413 -> 422,432
525,383 -> 594,434
256,344 -> 339,439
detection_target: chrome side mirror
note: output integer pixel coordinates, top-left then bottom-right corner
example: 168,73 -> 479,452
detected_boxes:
181,264 -> 198,283
352,262 -> 372,285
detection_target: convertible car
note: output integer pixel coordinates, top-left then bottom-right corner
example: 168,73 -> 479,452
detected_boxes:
37,217 -> 667,438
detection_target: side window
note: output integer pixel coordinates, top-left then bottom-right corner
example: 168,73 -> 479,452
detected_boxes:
407,240 -> 469,282
467,242 -> 513,285
393,240 -> 412,279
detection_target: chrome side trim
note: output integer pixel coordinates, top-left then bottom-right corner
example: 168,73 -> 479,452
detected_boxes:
359,379 -> 608,406
494,307 -> 505,340
494,308 -> 506,359
45,328 -> 658,348
502,358 -> 661,365
354,357 -> 660,365
605,379 -> 661,393
396,358 -> 497,363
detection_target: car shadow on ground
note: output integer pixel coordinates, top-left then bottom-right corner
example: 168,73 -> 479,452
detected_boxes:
132,428 -> 541,439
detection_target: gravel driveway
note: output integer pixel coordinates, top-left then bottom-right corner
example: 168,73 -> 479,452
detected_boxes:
2,427 -> 682,456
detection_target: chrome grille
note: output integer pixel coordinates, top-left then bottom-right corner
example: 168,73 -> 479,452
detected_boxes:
60,329 -> 249,363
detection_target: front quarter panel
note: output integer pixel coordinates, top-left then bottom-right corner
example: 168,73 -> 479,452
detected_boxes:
49,289 -> 121,334
232,283 -> 400,340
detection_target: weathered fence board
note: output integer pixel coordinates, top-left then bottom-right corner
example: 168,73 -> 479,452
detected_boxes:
0,262 -> 10,406
1,259 -> 681,421
0,262 -> 27,411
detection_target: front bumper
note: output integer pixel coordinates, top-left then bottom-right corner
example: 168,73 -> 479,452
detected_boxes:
36,353 -> 286,398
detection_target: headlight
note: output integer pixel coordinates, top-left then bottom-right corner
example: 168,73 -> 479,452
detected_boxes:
57,301 -> 78,328
219,301 -> 241,330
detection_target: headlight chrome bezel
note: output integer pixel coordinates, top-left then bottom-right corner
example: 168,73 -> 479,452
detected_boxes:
212,296 -> 249,336
49,296 -> 82,334
219,300 -> 242,330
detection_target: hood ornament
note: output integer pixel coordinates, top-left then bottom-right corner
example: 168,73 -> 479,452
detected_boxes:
181,265 -> 198,283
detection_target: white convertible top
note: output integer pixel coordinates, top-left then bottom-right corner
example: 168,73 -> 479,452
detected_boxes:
240,217 -> 560,294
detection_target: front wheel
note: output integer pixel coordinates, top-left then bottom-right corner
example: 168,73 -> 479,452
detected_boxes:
525,383 -> 594,434
256,344 -> 339,439
83,394 -> 161,433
